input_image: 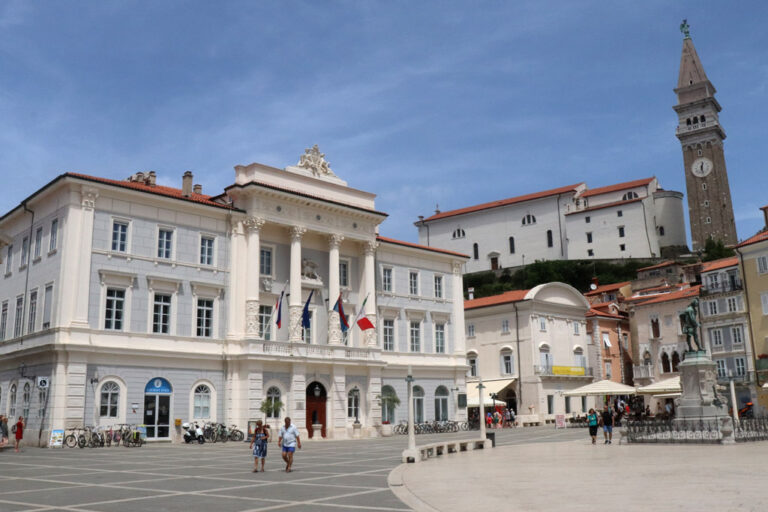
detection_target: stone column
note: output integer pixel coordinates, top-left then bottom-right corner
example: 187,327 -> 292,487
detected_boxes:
247,365 -> 264,428
72,187 -> 98,326
328,234 -> 344,344
244,217 -> 265,337
331,366 -> 346,439
289,226 -> 306,343
367,369 -> 382,437
362,240 -> 378,346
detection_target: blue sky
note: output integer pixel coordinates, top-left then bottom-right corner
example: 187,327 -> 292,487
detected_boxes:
1,1 -> 766,245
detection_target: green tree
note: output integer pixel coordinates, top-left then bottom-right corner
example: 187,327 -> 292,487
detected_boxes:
701,238 -> 734,262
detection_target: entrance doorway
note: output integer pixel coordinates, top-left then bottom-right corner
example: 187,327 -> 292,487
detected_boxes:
144,378 -> 172,439
306,382 -> 327,438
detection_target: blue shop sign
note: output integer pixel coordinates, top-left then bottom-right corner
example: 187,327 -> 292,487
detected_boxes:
145,378 -> 172,394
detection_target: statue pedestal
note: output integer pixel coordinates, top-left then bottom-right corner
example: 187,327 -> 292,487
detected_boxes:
676,351 -> 727,421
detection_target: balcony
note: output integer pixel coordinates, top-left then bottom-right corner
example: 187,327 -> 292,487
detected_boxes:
701,281 -> 743,296
632,364 -> 654,379
534,365 -> 593,377
251,341 -> 380,361
716,373 -> 752,384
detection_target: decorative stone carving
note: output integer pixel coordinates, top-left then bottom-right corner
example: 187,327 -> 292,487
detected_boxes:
288,306 -> 303,343
246,299 -> 259,336
364,317 -> 378,347
302,258 -> 322,282
328,310 -> 342,345
297,145 -> 336,177
261,277 -> 273,292
328,233 -> 344,248
364,240 -> 379,255
81,188 -> 99,210
290,226 -> 306,242
452,262 -> 463,275
244,216 -> 266,233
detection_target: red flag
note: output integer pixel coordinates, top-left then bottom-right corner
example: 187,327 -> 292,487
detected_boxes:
356,316 -> 375,331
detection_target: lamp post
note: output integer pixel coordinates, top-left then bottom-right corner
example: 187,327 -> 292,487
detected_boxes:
728,370 -> 739,428
352,386 -> 361,425
478,378 -> 486,440
402,365 -> 417,463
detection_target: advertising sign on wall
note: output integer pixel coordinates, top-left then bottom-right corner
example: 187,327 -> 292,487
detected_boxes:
552,366 -> 586,376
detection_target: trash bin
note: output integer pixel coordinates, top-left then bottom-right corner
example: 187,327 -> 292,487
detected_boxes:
485,431 -> 496,447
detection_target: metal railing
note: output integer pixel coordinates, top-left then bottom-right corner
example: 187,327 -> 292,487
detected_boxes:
624,417 -> 768,444
632,365 -> 654,379
701,281 -> 743,296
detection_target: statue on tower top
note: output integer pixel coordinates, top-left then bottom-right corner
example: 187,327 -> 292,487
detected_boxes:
297,144 -> 336,177
680,19 -> 691,39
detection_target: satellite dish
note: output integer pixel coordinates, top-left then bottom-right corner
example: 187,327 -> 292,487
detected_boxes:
589,283 -> 598,290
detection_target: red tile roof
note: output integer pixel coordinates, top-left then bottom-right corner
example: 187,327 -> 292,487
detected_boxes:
586,308 -> 625,320
565,197 -> 642,216
632,285 -> 700,306
636,260 -> 677,272
580,177 -> 654,198
736,229 -> 768,249
700,256 -> 739,273
376,236 -> 469,258
465,289 -> 529,310
422,183 -> 583,222
67,173 -> 236,210
584,281 -> 631,297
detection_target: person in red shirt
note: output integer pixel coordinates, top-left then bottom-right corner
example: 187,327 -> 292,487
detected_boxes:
14,416 -> 24,453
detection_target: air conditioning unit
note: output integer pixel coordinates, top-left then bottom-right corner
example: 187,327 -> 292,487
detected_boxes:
37,377 -> 49,389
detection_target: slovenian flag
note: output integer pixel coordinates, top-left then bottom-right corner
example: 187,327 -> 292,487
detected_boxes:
333,294 -> 350,333
275,291 -> 284,329
302,290 -> 314,329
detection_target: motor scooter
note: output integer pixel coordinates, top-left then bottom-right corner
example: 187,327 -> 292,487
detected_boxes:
182,422 -> 205,444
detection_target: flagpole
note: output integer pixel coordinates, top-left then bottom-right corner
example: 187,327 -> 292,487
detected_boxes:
268,280 -> 290,325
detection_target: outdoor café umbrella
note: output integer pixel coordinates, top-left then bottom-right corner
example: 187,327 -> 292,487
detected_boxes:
636,376 -> 681,395
563,379 -> 637,397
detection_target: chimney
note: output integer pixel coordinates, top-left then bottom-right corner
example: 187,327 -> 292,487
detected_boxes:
193,184 -> 202,195
468,287 -> 475,300
182,171 -> 193,197
147,171 -> 156,186
134,172 -> 144,183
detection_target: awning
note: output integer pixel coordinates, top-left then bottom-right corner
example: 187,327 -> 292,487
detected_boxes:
637,376 -> 681,395
563,379 -> 637,397
466,378 -> 516,407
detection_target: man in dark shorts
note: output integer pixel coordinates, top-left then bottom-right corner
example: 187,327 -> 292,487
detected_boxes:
278,417 -> 301,473
601,405 -> 614,444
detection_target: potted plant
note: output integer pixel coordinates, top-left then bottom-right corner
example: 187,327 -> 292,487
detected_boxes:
260,399 -> 283,429
378,391 -> 401,437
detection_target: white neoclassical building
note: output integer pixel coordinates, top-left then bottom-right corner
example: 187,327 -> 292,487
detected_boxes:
0,147 -> 469,443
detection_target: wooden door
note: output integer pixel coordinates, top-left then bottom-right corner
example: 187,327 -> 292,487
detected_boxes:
306,396 -> 327,438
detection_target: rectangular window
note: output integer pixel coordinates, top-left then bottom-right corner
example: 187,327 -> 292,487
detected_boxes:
42,284 -> 53,329
27,290 -> 37,334
716,359 -> 726,378
502,354 -> 513,374
434,275 -> 443,298
196,299 -> 214,337
112,221 -> 128,252
467,324 -> 475,337
49,219 -> 58,252
602,332 -> 612,348
618,226 -> 625,238
382,267 -> 393,292
5,245 -> 12,274
711,329 -> 723,346
20,237 -> 29,267
587,249 -> 594,257
409,321 -> 421,352
34,227 -> 43,259
435,323 -> 445,353
581,396 -> 587,413
383,319 -> 395,351
620,244 -> 626,252
157,229 -> 173,259
14,296 -> 23,338
565,397 -> 571,414
339,260 -> 349,287
617,210 -> 623,217
622,333 -> 628,350
260,247 -> 272,276
468,358 -> 477,377
762,293 -> 768,315
509,236 -> 515,254
302,311 -> 313,343
547,395 -> 554,414
758,255 -> 768,274
735,357 -> 746,377
501,319 -> 510,334
605,361 -> 612,379
0,302 -> 7,340
732,326 -> 743,344
708,301 -> 718,316
586,232 -> 592,244
727,297 -> 738,313
409,272 -> 419,295
539,317 -> 547,331
258,305 -> 272,340
585,216 -> 591,223
153,294 -> 172,334
573,322 -> 580,335
200,237 -> 214,265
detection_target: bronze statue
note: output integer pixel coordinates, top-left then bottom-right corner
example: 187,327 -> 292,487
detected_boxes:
680,19 -> 691,39
679,298 -> 703,352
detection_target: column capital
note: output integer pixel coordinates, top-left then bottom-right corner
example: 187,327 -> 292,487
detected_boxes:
363,240 -> 379,255
328,233 -> 345,248
452,261 -> 463,275
81,187 -> 99,210
290,226 -> 307,242
244,216 -> 266,233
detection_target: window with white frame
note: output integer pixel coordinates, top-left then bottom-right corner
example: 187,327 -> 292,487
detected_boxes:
5,245 -> 12,274
8,384 -> 16,417
434,275 -> 443,298
27,290 -> 37,334
574,347 -> 586,368
409,321 -> 421,352
42,284 -> 53,329
409,271 -> 419,295
467,324 -> 475,337
0,302 -> 7,340
434,386 -> 449,421
302,311 -> 313,343
381,386 -> 397,423
727,297 -> 738,313
435,323 -> 445,353
735,357 -> 746,377
34,227 -> 42,259
258,305 -> 272,340
710,329 -> 723,346
38,389 -> 47,418
413,386 -> 424,423
193,384 -> 211,418
152,294 -> 172,334
49,219 -> 58,252
382,267 -> 393,292
522,214 -> 536,225
265,387 -> 281,418
716,359 -> 726,378
539,345 -> 552,368
339,260 -> 349,287
347,389 -> 360,419
622,333 -> 628,350
382,319 -> 395,351
157,228 -> 173,259
707,273 -> 719,289
112,221 -> 129,252
501,319 -> 510,334
605,361 -> 612,379
14,296 -> 23,338
539,317 -> 547,332
100,381 -> 120,417
20,237 -> 28,268
196,298 -> 214,337
707,301 -> 718,316
200,236 -> 214,266
501,350 -> 513,375
732,326 -> 743,345
602,332 -> 612,348
757,255 -> 768,274
260,247 -> 272,276
22,383 -> 30,418
104,288 -> 125,330
468,356 -> 477,377
762,293 -> 768,315
573,322 -> 580,335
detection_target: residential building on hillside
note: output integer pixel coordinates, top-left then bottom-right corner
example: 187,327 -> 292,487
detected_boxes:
415,177 -> 687,274
0,147 -> 470,444
586,302 -> 633,385
584,280 -> 632,306
463,283 -> 595,425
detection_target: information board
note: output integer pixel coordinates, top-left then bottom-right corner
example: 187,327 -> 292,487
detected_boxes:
555,414 -> 566,429
49,429 -> 65,448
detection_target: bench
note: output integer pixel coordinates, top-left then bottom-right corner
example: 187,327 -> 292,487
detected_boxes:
402,437 -> 491,463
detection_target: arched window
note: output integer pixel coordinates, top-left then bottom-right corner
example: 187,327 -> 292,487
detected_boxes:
522,214 -> 536,226
509,236 -> 515,254
693,116 -> 699,124
467,351 -> 478,377
473,243 -> 479,260
573,347 -> 586,368
500,349 -> 514,375
661,352 -> 671,373
413,386 -> 424,423
22,383 -> 30,419
643,351 -> 652,366
702,183 -> 707,191
265,386 -> 281,418
686,118 -> 692,126
539,345 -> 552,369
700,114 -> 705,123
434,386 -> 449,421
99,381 -> 120,417
622,191 -> 639,201
671,352 -> 681,372
347,388 -> 360,420
452,228 -> 465,239
193,384 -> 211,419
546,230 -> 553,248
381,385 -> 398,424
9,384 -> 17,417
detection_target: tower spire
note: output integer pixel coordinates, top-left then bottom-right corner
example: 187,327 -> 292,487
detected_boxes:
677,33 -> 710,90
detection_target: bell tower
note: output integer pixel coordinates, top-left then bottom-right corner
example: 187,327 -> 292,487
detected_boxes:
673,20 -> 738,252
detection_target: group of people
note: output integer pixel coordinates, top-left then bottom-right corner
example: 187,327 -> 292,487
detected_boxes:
586,405 -> 618,444
0,415 -> 24,452
249,417 -> 301,473
485,407 -> 516,429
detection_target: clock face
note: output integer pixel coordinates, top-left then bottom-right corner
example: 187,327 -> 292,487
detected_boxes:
691,157 -> 713,178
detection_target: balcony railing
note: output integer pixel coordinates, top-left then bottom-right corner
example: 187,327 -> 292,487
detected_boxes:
633,365 -> 654,379
253,341 -> 380,360
701,282 -> 743,296
534,365 -> 593,377
716,373 -> 752,384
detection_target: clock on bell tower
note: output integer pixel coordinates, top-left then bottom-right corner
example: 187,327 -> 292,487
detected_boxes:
673,20 -> 738,252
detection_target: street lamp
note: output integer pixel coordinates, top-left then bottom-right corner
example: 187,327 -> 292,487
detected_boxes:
352,386 -> 361,425
477,378 -> 487,440
728,370 -> 739,428
402,366 -> 417,463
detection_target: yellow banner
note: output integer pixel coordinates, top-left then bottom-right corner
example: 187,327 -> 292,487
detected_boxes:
552,366 -> 586,376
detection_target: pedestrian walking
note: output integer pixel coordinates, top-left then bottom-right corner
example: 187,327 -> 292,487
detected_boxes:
504,408 -> 511,428
0,415 -> 8,449
249,420 -> 269,473
587,408 -> 599,444
278,417 -> 301,473
600,405 -> 614,444
485,412 -> 492,429
14,416 -> 24,452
